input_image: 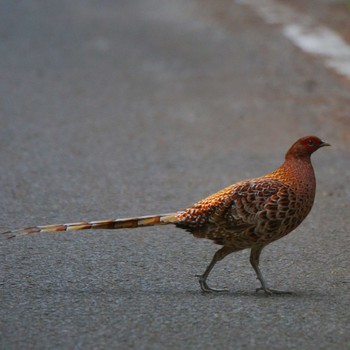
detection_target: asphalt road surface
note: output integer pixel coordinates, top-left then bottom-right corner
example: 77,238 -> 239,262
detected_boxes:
1,1 -> 350,349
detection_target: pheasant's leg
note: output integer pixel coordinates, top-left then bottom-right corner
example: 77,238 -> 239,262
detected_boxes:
196,246 -> 235,293
250,245 -> 291,295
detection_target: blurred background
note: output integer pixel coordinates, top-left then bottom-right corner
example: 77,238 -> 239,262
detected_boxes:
1,1 -> 349,349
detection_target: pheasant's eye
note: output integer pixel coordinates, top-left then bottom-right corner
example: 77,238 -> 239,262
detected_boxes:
307,140 -> 314,146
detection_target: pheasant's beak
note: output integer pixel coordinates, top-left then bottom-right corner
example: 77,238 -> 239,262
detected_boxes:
319,141 -> 331,147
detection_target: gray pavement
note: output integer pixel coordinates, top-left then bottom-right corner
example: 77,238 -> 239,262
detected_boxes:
1,0 -> 350,349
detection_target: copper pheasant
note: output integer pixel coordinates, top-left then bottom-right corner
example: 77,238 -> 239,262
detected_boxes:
1,136 -> 330,294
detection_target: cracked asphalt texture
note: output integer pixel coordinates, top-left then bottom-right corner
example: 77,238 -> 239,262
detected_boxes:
1,0 -> 350,349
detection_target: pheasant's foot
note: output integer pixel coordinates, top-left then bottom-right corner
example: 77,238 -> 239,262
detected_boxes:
255,287 -> 292,295
195,274 -> 228,293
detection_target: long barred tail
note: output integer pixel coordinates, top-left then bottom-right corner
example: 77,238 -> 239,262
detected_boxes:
1,213 -> 179,239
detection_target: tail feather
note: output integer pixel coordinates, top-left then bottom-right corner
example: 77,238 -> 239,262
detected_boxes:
1,213 -> 178,239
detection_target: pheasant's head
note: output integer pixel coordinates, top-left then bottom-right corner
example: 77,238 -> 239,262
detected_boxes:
285,136 -> 330,160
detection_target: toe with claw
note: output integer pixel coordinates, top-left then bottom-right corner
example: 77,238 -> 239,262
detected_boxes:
255,286 -> 292,295
196,274 -> 228,293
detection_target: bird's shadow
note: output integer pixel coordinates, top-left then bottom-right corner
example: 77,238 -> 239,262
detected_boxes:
25,285 -> 326,300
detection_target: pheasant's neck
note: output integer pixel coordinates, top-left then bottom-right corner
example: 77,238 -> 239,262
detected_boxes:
268,157 -> 316,197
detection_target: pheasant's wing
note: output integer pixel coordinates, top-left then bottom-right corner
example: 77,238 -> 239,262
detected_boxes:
176,178 -> 294,245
